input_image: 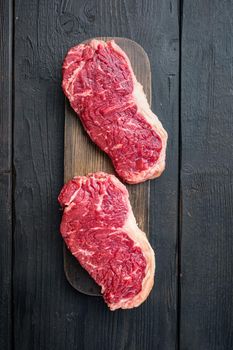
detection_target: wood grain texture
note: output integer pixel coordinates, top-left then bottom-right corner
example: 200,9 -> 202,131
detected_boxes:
180,1 -> 233,349
0,174 -> 12,350
0,1 -> 13,349
13,1 -> 179,349
0,0 -> 12,173
64,37 -> 151,296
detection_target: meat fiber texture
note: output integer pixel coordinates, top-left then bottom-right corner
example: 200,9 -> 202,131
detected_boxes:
58,172 -> 155,310
62,39 -> 168,184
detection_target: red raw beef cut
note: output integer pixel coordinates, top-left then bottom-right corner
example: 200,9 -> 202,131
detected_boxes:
58,172 -> 155,310
62,39 -> 167,184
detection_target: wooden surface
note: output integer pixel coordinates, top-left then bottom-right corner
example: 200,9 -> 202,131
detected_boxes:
13,1 -> 179,349
180,1 -> 233,349
64,37 -> 151,296
0,0 -> 13,349
1,0 -> 232,349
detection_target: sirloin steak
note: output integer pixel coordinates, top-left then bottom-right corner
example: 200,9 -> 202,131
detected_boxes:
62,39 -> 168,184
58,172 -> 155,310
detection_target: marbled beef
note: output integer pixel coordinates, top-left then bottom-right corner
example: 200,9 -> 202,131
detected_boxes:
58,172 -> 155,310
62,39 -> 167,184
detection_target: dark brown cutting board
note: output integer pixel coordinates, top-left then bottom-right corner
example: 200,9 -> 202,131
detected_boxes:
63,37 -> 151,296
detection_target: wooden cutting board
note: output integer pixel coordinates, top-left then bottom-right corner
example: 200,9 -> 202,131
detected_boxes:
63,37 -> 151,296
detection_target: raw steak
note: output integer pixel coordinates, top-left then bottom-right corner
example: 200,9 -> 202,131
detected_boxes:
62,39 -> 168,184
58,172 -> 155,310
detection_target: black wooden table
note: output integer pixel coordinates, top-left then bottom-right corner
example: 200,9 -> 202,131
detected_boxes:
1,1 -> 233,349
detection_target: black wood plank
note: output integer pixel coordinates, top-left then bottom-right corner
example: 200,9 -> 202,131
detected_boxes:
0,0 -> 13,349
0,174 -> 12,350
180,1 -> 233,349
14,1 -> 179,349
0,1 -> 12,172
